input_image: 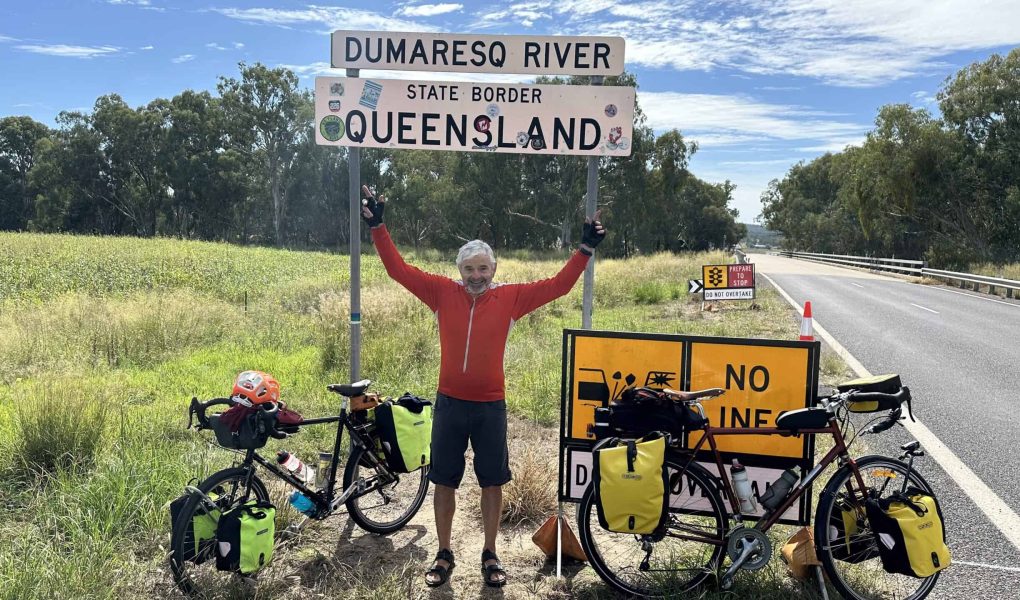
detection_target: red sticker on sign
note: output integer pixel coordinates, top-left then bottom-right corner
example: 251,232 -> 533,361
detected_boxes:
727,264 -> 755,288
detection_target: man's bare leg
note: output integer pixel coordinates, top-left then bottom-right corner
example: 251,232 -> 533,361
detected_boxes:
481,485 -> 507,585
426,484 -> 456,585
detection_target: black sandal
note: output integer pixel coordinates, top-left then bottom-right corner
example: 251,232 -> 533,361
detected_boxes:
481,549 -> 507,588
425,548 -> 455,588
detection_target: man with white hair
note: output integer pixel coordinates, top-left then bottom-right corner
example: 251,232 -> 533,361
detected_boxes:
360,184 -> 605,588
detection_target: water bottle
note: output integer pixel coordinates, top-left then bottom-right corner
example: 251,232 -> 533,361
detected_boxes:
277,450 -> 314,486
759,466 -> 801,511
729,459 -> 757,513
289,490 -> 316,517
316,451 -> 333,490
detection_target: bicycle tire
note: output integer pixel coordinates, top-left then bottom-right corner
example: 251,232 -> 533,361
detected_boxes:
342,444 -> 430,534
814,455 -> 940,600
577,456 -> 729,598
169,467 -> 270,597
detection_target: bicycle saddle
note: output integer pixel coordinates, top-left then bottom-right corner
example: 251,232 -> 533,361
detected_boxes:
327,379 -> 372,397
775,407 -> 831,432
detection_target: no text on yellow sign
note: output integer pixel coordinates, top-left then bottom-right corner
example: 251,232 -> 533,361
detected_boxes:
687,340 -> 815,458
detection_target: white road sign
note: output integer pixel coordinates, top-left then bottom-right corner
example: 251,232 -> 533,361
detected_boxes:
314,76 -> 635,156
705,288 -> 755,300
331,30 -> 625,76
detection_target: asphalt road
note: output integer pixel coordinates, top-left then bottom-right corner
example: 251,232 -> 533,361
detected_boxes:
750,253 -> 1020,599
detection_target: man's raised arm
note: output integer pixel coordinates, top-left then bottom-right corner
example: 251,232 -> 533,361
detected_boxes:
363,185 -> 443,310
511,210 -> 606,319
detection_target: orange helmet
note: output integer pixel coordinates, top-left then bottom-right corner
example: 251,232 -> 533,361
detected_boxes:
230,371 -> 280,406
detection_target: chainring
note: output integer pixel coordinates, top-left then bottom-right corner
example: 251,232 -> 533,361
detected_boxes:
725,527 -> 773,571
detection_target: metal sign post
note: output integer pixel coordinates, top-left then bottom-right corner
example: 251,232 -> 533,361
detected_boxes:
581,78 -> 603,330
347,69 -> 361,383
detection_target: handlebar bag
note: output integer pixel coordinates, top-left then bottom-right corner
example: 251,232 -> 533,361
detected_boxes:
215,500 -> 276,574
209,405 -> 271,449
373,394 -> 433,473
837,375 -> 905,413
170,490 -> 220,564
592,433 -> 669,534
865,487 -> 951,578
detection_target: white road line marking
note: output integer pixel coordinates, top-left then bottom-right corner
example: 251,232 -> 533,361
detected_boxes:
928,285 -> 1020,308
910,303 -> 940,314
850,282 -> 865,288
955,561 -> 1020,573
761,272 -> 1020,554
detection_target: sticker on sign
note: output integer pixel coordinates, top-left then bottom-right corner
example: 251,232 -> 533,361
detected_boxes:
705,288 -> 755,300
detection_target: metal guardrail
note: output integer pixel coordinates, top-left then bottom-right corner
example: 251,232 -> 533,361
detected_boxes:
780,251 -> 1020,299
922,267 -> 1020,298
734,248 -> 747,264
781,251 -> 923,275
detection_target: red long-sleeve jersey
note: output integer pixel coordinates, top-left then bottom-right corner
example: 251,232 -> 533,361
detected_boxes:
372,225 -> 590,401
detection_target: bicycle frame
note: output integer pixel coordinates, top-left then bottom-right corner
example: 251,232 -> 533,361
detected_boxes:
673,416 -> 869,543
234,404 -> 387,516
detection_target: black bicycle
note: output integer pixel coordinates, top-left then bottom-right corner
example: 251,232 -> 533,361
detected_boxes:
169,380 -> 430,596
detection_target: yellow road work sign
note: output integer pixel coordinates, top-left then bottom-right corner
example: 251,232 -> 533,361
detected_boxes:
568,335 -> 683,440
687,341 -> 813,458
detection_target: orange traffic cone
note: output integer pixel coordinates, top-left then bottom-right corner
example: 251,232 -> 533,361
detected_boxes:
799,301 -> 814,341
532,515 -> 587,562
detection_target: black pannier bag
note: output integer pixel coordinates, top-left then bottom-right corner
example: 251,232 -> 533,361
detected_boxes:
593,387 -> 706,440
170,490 -> 220,564
865,488 -> 951,578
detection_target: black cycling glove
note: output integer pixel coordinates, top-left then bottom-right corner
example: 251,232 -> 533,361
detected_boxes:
361,190 -> 385,228
581,219 -> 606,250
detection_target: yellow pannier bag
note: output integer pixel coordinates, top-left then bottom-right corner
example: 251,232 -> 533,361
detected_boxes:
592,433 -> 669,535
865,488 -> 951,578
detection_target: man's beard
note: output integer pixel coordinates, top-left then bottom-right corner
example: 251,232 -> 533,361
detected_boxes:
465,279 -> 489,294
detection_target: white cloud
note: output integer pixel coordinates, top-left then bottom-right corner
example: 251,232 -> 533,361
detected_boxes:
172,54 -> 195,63
396,3 -> 463,17
213,6 -> 433,33
546,0 -> 1020,86
206,43 -> 228,50
794,136 -> 868,153
140,45 -> 154,50
471,2 -> 551,28
639,91 -> 868,147
15,44 -> 120,58
107,0 -> 151,5
234,42 -> 245,49
911,90 -> 937,105
0,35 -> 19,43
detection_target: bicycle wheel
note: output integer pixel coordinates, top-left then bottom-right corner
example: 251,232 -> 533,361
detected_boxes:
578,457 -> 729,598
815,455 -> 939,600
342,444 -> 430,534
169,467 -> 270,597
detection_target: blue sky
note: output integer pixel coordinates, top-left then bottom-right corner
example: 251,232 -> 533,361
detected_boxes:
2,0 -> 1019,222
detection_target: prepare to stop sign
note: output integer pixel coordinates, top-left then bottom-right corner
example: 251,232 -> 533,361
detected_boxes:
701,263 -> 756,301
728,264 -> 754,287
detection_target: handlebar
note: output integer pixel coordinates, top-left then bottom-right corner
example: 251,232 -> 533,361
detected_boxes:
188,397 -> 232,430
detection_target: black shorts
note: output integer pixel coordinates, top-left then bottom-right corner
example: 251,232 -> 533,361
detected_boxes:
428,393 -> 511,489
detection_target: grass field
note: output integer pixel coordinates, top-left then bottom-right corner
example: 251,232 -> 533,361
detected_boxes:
0,232 -> 850,599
